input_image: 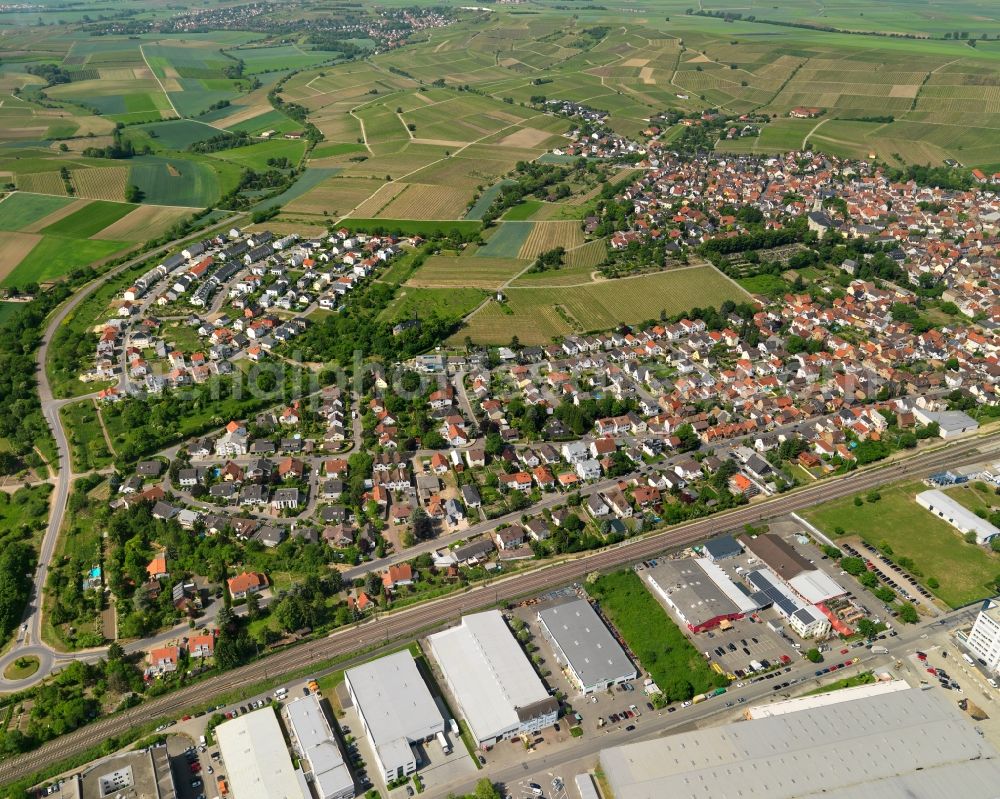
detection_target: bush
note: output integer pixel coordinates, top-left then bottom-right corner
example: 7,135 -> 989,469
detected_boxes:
806,648 -> 822,663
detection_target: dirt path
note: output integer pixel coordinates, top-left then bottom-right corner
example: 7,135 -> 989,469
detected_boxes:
94,400 -> 116,457
802,117 -> 829,150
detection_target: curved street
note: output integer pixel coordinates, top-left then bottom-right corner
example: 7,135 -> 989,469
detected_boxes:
0,214 -> 243,692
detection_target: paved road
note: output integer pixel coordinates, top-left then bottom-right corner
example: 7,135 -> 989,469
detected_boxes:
0,213 -> 243,692
2,432 -> 995,787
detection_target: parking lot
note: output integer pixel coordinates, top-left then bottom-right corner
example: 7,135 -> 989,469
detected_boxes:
700,618 -> 795,678
841,539 -> 937,612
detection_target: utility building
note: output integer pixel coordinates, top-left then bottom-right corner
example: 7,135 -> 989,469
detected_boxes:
537,597 -> 637,693
344,651 -> 444,782
427,611 -> 558,747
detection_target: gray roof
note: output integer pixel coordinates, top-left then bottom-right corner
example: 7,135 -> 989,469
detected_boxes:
702,534 -> 743,560
285,695 -> 353,799
537,597 -> 635,689
599,687 -> 1000,799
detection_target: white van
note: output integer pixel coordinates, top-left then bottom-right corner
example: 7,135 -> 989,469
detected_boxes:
963,653 -> 975,665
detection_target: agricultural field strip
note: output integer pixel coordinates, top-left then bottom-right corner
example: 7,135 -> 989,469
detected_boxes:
138,44 -> 179,119
340,111 -> 529,223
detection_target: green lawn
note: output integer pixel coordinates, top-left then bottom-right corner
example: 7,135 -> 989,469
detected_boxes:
588,570 -> 727,701
803,481 -> 1000,608
803,671 -> 875,696
60,400 -> 114,472
0,193 -> 74,231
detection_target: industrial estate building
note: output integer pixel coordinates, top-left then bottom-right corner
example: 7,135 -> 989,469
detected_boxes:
740,533 -> 812,580
966,597 -> 1000,673
427,610 -> 559,747
285,694 -> 355,799
746,568 -> 832,639
537,597 -> 637,693
77,745 -> 176,799
599,686 -> 1000,799
215,708 -> 309,799
917,489 -> 1000,544
701,534 -> 743,562
643,558 -> 757,632
344,651 -> 444,782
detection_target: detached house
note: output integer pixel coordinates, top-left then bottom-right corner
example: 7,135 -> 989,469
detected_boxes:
227,571 -> 269,600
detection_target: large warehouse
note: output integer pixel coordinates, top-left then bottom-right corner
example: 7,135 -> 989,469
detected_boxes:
643,558 -> 758,632
215,708 -> 309,799
426,610 -> 558,747
537,597 -> 637,693
599,686 -> 1000,799
285,694 -> 355,799
344,651 -> 444,782
917,489 -> 1000,544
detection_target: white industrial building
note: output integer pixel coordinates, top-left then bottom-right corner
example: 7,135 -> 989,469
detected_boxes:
745,679 -> 910,719
966,598 -> 1000,673
427,610 -> 559,748
787,569 -> 847,604
917,489 -> 1000,544
537,597 -> 637,693
285,694 -> 355,799
746,568 -> 831,639
215,708 -> 309,799
913,407 -> 979,438
600,686 -> 1000,799
344,650 -> 444,782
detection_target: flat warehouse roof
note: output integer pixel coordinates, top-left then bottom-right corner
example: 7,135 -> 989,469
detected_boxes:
600,687 -> 1000,799
788,569 -> 846,604
427,611 -> 554,743
215,708 -> 307,799
645,559 -> 753,626
285,695 -> 354,799
344,650 -> 441,746
537,597 -> 635,688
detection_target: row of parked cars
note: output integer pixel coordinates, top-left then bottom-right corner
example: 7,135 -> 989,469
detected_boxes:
814,657 -> 861,678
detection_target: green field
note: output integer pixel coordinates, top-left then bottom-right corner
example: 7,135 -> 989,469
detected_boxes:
209,138 -> 306,171
229,44 -> 332,74
60,400 -> 114,472
127,155 -> 226,207
407,254 -> 528,288
2,236 -> 127,288
40,200 -> 135,239
456,265 -> 747,344
589,570 -> 727,700
338,218 -> 481,236
803,481 -> 1000,608
502,200 -> 544,221
379,287 -> 487,323
476,222 -> 534,258
0,194 -> 74,231
129,119 -> 220,150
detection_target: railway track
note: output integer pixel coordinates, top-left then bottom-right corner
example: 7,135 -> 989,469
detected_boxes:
3,432 -> 996,786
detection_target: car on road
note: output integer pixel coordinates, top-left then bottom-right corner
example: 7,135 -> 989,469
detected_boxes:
625,724 -> 636,732
681,701 -> 692,708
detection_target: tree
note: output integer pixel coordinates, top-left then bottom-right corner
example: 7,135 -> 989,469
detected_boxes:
472,779 -> 502,799
964,531 -> 978,545
125,184 -> 144,203
897,602 -> 919,624
410,507 -> 434,541
806,648 -> 822,663
856,618 -> 879,639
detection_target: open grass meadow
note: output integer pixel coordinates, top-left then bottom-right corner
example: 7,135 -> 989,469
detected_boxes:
378,286 -> 487,324
455,265 -> 747,345
803,481 -> 1000,608
589,570 -> 727,698
1,236 -> 127,289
